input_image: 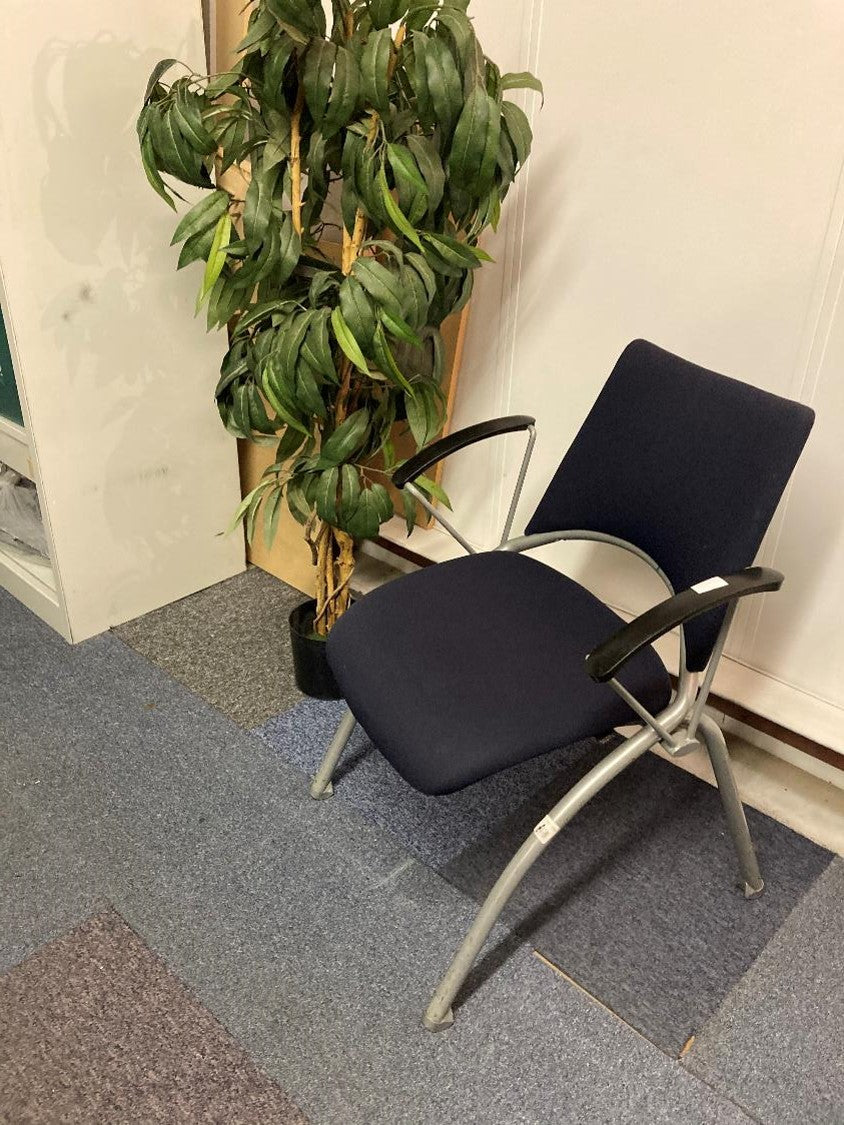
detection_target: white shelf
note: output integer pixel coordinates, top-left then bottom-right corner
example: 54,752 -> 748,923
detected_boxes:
0,538 -> 67,637
0,415 -> 32,479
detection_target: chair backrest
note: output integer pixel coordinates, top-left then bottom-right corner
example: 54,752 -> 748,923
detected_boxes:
526,340 -> 815,671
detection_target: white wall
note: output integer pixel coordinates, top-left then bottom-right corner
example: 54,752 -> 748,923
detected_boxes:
442,1 -> 844,750
0,1 -> 244,640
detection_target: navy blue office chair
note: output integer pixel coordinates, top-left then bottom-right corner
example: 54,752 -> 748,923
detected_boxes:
311,340 -> 814,1031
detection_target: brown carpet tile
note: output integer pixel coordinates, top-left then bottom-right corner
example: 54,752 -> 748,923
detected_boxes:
0,910 -> 309,1125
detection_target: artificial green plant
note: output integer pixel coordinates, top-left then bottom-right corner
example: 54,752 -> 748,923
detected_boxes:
138,0 -> 540,633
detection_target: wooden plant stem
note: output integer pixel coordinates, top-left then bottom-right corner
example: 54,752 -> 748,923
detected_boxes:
315,22 -> 409,635
290,82 -> 306,236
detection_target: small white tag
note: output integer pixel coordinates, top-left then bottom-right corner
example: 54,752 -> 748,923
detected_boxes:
691,576 -> 729,595
533,815 -> 560,844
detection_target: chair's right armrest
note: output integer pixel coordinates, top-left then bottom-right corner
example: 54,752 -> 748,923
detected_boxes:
585,567 -> 783,682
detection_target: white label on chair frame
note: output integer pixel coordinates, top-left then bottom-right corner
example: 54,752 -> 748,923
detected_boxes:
691,576 -> 730,594
533,816 -> 560,844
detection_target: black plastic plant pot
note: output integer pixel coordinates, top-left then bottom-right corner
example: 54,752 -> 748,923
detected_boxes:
289,599 -> 344,700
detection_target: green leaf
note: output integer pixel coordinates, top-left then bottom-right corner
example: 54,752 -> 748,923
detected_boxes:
140,131 -> 177,210
413,472 -> 452,509
408,33 -> 434,125
424,37 -> 462,140
227,478 -> 273,534
320,408 -> 370,464
405,380 -> 440,444
402,487 -> 417,535
197,212 -> 232,311
404,133 -> 445,215
262,368 -> 309,436
273,425 -> 308,464
387,142 -> 428,224
263,486 -> 284,547
232,298 -> 298,335
361,27 -> 393,113
303,39 -> 337,126
172,84 -> 217,155
323,46 -> 361,138
170,189 -> 230,246
405,2 -> 437,32
448,85 -> 501,195
372,322 -> 414,392
338,463 -> 362,522
237,7 -> 277,53
366,0 -> 407,30
276,212 -> 303,284
247,383 -> 278,435
245,479 -> 269,543
500,71 -> 544,101
377,166 -> 424,250
435,8 -> 476,70
301,311 -> 337,380
501,100 -> 533,167
315,467 -> 340,523
295,359 -> 327,419
346,484 -> 392,539
276,311 -> 314,385
380,308 -> 423,349
331,307 -> 370,374
422,231 -> 485,269
144,58 -> 180,102
286,477 -> 312,525
266,0 -> 326,38
204,70 -> 242,98
243,162 -> 280,250
351,257 -> 405,319
405,252 -> 437,301
339,276 -> 376,352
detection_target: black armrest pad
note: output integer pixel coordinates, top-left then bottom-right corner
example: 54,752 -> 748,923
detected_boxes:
392,415 -> 535,490
585,567 -> 783,683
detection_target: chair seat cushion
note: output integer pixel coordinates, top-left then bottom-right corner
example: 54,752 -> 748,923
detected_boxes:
327,551 -> 672,795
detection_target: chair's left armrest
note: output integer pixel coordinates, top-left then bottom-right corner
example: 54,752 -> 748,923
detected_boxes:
392,415 -> 536,490
585,567 -> 783,682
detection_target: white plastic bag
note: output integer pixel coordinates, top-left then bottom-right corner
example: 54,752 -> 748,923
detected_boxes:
0,463 -> 49,557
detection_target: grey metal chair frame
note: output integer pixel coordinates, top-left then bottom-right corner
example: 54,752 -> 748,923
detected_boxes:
309,424 -> 765,1032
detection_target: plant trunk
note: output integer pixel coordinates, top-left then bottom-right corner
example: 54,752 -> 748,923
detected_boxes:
313,522 -> 355,636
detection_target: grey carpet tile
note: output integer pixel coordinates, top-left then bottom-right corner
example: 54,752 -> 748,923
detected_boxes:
0,910 -> 310,1125
684,858 -> 844,1125
114,566 -> 305,728
256,698 -> 832,1056
254,698 -> 605,868
444,749 -> 833,1056
0,589 -> 751,1125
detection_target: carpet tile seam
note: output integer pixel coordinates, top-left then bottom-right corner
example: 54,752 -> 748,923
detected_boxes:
106,626 -> 262,733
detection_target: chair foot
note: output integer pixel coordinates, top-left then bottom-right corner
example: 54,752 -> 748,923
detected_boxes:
422,1006 -> 454,1033
309,709 -> 356,802
744,877 -> 765,899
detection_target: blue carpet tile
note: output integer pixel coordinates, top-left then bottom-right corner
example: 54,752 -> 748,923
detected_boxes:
256,698 -> 833,1055
684,858 -> 844,1125
0,589 -> 752,1124
254,698 -> 604,868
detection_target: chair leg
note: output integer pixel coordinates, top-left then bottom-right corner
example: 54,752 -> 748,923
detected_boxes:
698,713 -> 764,897
310,708 -> 356,800
423,723 -> 662,1031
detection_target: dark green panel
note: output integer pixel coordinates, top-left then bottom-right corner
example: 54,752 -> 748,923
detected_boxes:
0,302 -> 23,426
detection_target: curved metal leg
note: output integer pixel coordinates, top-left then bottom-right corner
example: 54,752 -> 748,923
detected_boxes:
423,721 -> 666,1031
310,708 -> 356,800
698,713 -> 764,897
